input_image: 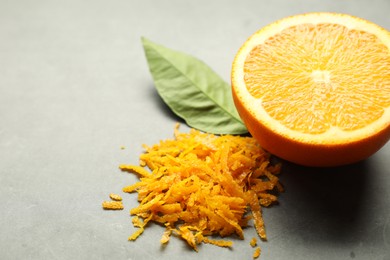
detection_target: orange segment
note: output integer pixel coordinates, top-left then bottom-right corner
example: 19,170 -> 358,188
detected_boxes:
232,13 -> 390,166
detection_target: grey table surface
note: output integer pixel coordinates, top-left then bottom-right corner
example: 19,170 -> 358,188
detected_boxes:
1,0 -> 390,259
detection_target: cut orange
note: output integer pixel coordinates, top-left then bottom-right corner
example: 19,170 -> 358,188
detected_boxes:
231,12 -> 390,167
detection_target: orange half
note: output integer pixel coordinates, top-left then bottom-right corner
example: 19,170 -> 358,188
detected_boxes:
232,12 -> 390,166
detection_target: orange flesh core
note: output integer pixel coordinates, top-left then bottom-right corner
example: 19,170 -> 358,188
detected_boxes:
244,23 -> 390,134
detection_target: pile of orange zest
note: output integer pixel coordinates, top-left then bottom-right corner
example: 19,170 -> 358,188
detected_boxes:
119,124 -> 282,252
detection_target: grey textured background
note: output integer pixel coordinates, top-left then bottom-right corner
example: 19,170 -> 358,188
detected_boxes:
0,1 -> 389,259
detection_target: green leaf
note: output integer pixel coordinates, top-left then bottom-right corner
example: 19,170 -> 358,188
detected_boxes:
141,37 -> 248,135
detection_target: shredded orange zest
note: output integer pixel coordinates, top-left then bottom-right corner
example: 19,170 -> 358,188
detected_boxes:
102,201 -> 124,210
128,213 -> 153,241
109,193 -> 122,201
250,237 -> 257,247
118,125 -> 282,252
202,236 -> 233,248
253,247 -> 261,259
160,228 -> 172,244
